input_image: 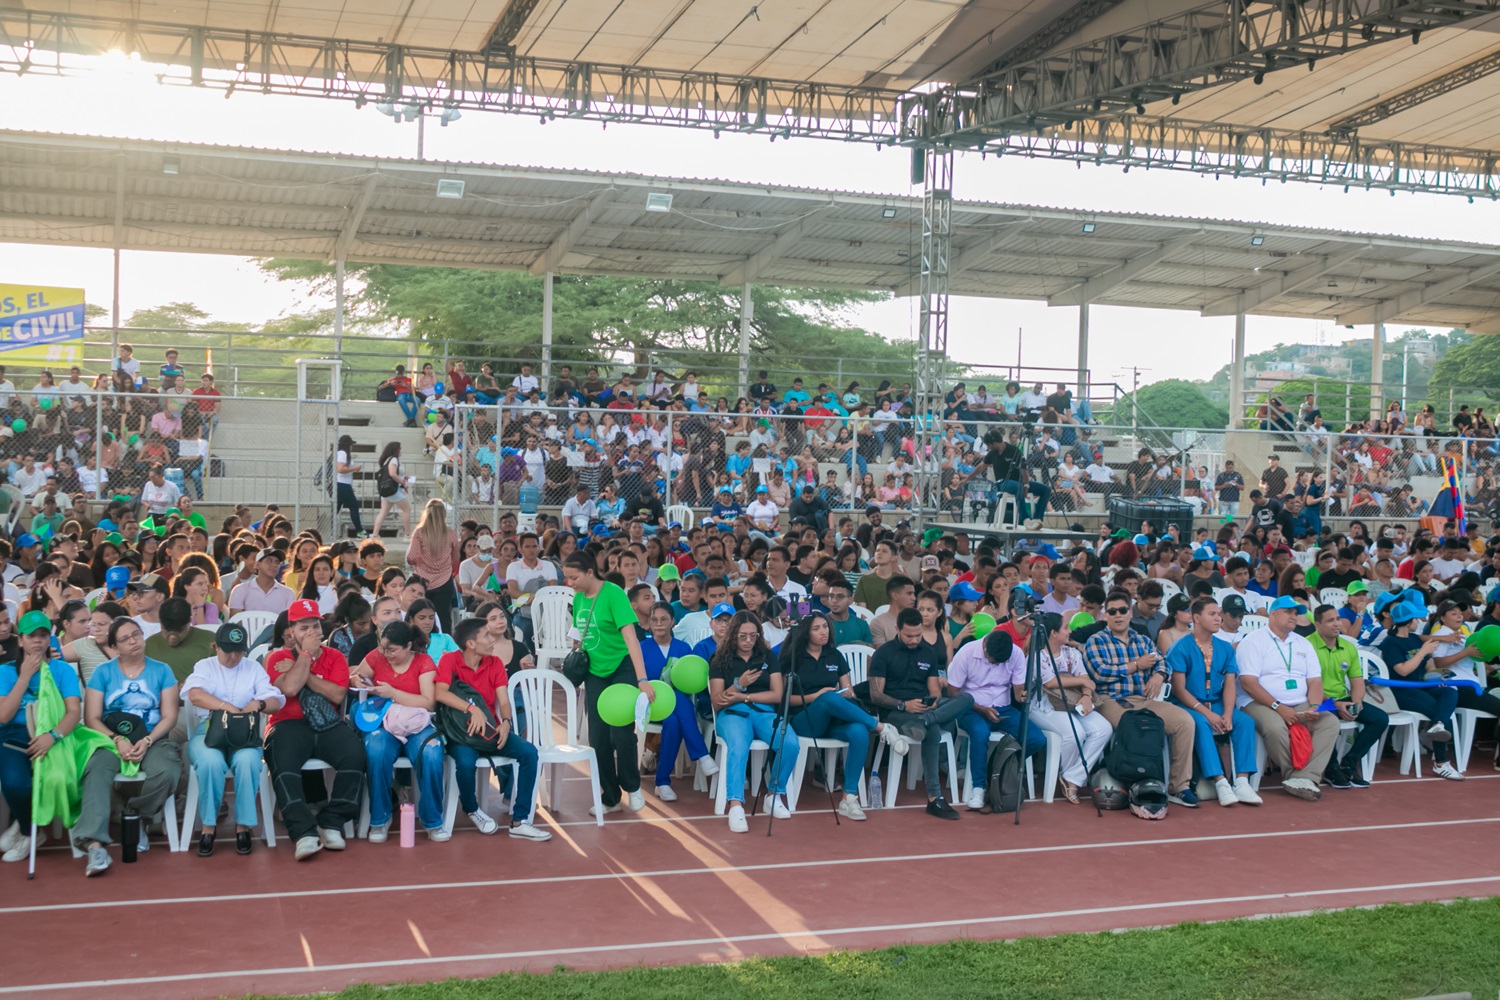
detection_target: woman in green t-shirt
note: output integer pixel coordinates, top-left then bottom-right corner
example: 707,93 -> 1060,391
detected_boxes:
562,551 -> 654,816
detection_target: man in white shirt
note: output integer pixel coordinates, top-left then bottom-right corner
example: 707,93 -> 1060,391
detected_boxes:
1428,540 -> 1469,584
58,366 -> 92,396
139,465 -> 182,517
763,546 -> 808,604
511,363 -> 540,395
28,476 -> 72,517
111,344 -> 142,387
560,485 -> 597,535
127,573 -> 170,639
160,373 -> 192,416
745,485 -> 780,538
9,455 -> 47,497
1085,458 -> 1116,491
77,454 -> 108,497
0,365 -> 14,408
505,532 -> 561,646
228,549 -> 296,614
1233,595 -> 1339,800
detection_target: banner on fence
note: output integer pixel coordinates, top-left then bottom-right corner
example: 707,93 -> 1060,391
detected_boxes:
0,284 -> 86,362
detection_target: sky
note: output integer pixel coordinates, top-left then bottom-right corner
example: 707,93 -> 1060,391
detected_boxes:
1,52 -> 1496,395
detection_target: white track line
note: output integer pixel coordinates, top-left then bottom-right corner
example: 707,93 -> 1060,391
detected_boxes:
5,815 -> 1497,915
6,875 -> 1500,994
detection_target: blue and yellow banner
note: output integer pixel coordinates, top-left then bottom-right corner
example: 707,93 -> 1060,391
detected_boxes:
0,285 -> 85,361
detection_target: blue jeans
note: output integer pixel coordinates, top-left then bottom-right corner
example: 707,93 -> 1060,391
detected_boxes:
790,689 -> 878,790
448,731 -> 540,823
655,694 -> 709,788
1174,699 -> 1257,779
959,705 -> 1045,789
995,479 -> 1051,521
1393,686 -> 1458,764
397,393 -> 417,421
0,720 -> 32,826
1337,702 -> 1389,771
841,448 -> 868,477
336,482 -> 365,534
363,725 -> 445,830
187,734 -> 265,828
714,706 -> 797,804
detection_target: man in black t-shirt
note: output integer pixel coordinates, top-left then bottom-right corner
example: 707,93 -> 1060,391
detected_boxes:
1261,455 -> 1289,499
963,431 -> 1051,526
867,609 -> 974,819
1124,449 -> 1154,498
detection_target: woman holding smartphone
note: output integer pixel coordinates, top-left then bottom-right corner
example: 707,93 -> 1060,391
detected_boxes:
780,611 -> 907,821
709,610 -> 798,833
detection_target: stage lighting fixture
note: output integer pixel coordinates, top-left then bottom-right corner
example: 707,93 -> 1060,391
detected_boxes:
375,103 -> 397,117
439,107 -> 462,126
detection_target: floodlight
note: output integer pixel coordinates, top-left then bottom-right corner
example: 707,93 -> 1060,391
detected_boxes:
881,207 -> 898,219
375,103 -> 397,117
1250,234 -> 1265,246
436,179 -> 465,200
162,158 -> 179,176
645,193 -> 673,213
1081,222 -> 1096,234
439,107 -> 462,126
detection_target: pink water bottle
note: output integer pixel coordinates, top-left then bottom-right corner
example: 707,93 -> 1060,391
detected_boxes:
399,802 -> 416,847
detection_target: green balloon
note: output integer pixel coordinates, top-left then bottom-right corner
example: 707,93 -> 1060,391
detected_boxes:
1069,612 -> 1096,630
1465,627 -> 1500,661
128,433 -> 140,447
668,654 -> 710,695
10,419 -> 25,433
597,683 -> 641,728
38,398 -> 51,411
971,613 -> 997,638
648,680 -> 677,722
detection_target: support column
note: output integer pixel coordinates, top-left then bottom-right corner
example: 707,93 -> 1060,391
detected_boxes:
738,282 -> 753,398
917,147 -> 953,524
111,156 -> 125,371
333,257 -> 346,358
1076,302 -> 1090,404
1228,308 -> 1247,430
1370,320 -> 1385,421
541,272 -> 554,388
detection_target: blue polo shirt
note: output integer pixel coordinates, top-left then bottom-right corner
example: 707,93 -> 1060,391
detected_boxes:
1164,632 -> 1240,704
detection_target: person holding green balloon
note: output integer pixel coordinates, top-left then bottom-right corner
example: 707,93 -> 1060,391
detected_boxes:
709,610 -> 798,833
640,602 -> 717,801
561,552 -> 654,817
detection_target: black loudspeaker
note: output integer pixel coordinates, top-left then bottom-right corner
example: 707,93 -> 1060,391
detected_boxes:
911,147 -> 925,186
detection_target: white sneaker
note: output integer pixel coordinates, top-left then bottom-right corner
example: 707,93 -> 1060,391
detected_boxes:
426,827 -> 452,843
294,835 -> 322,861
1233,777 -> 1263,806
508,821 -> 553,842
319,827 -> 347,850
84,843 -> 111,876
1433,762 -> 1467,781
763,794 -> 791,820
137,826 -> 150,853
1,832 -> 35,863
1213,778 -> 1239,807
1427,722 -> 1452,742
626,789 -> 646,812
366,823 -> 389,844
697,755 -> 720,777
1023,518 -> 1043,531
837,794 -> 866,821
0,820 -> 20,854
878,723 -> 910,757
1281,777 -> 1321,801
467,810 -> 499,835
590,801 -> 624,818
640,749 -> 658,773
654,784 -> 678,802
964,788 -> 987,810
727,804 -> 749,833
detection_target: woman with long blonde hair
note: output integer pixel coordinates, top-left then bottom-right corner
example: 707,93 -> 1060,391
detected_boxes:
405,498 -> 461,633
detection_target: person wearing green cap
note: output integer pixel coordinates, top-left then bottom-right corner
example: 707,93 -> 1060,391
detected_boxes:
0,610 -> 84,863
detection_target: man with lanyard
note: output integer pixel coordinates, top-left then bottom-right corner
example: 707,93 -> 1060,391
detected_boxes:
1309,603 -> 1386,789
1164,598 -> 1262,807
1234,596 -> 1339,801
1083,588 -> 1198,806
962,429 -> 1050,529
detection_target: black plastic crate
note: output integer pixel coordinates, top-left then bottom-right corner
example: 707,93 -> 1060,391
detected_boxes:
1105,495 -> 1195,542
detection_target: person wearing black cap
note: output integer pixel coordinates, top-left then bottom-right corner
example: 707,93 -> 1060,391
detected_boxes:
180,622 -> 285,856
1216,594 -> 1251,645
127,572 -> 170,640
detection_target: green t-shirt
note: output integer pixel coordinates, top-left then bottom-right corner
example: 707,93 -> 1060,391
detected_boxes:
145,627 -> 218,684
1309,631 -> 1362,700
572,581 -> 640,678
852,571 -> 890,612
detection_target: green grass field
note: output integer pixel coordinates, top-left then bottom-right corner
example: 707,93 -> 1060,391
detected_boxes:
286,898 -> 1500,1000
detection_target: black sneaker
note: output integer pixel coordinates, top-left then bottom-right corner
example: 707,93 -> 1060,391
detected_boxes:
1324,764 -> 1352,789
1346,769 -> 1370,788
926,796 -> 960,821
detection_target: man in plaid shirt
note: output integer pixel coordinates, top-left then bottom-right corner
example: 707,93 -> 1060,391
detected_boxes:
1083,588 -> 1200,806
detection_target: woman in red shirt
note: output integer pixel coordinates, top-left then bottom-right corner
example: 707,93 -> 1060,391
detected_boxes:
349,620 -> 446,843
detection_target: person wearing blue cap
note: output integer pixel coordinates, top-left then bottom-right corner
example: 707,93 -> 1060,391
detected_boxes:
1376,598 -> 1467,780
1235,596 -> 1340,799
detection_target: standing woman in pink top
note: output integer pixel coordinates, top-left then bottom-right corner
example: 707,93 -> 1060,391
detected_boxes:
406,499 -> 462,634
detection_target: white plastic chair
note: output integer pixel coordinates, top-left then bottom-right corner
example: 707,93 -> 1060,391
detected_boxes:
1452,678 -> 1495,773
1237,616 -> 1268,635
1319,588 -> 1349,610
529,586 -> 575,673
1359,650 -> 1424,778
665,504 -> 696,530
848,605 -> 875,622
706,704 -> 774,815
229,610 -> 278,638
508,668 -> 605,825
193,623 -> 219,634
1156,580 -> 1182,602
837,644 -> 874,686
959,727 -> 1060,804
440,753 -> 519,836
179,759 -> 278,850
875,726 -> 958,808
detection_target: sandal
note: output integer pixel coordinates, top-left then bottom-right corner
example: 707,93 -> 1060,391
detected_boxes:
1060,779 -> 1081,805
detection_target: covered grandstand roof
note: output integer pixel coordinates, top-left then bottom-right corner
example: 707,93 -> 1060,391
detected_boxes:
3,129 -> 1500,331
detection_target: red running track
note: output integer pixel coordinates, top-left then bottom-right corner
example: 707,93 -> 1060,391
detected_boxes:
3,765 -> 1499,999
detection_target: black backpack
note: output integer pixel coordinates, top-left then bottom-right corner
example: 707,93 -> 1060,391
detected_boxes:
1104,709 -> 1167,785
984,732 -> 1024,813
375,461 -> 399,499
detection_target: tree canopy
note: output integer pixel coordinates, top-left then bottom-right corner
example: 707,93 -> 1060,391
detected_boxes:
1110,379 -> 1228,430
1430,334 -> 1500,392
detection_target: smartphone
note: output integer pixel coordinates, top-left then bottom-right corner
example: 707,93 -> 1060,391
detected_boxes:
2,739 -> 30,753
795,599 -> 811,618
920,696 -> 937,708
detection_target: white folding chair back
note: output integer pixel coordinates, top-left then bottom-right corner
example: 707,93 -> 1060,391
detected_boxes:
874,604 -> 890,618
1359,649 -> 1424,778
530,586 -> 576,672
179,758 -> 278,849
1237,616 -> 1268,634
848,605 -> 875,622
230,610 -> 278,638
1319,588 -> 1349,609
1156,579 -> 1182,602
441,754 -> 520,835
508,668 -> 605,824
665,504 -> 695,529
837,644 -> 874,688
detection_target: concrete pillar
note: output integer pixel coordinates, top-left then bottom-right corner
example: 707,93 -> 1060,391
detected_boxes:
1370,321 -> 1385,421
1076,302 -> 1090,404
541,271 -> 554,388
1228,309 -> 1247,430
738,282 -> 753,398
333,258 -> 346,358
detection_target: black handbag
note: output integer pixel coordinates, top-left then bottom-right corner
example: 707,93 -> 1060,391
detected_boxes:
299,687 -> 344,733
204,709 -> 264,753
435,677 -> 506,753
560,598 -> 596,687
